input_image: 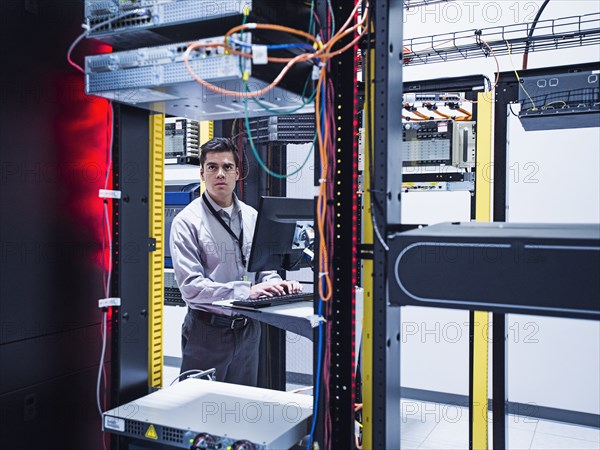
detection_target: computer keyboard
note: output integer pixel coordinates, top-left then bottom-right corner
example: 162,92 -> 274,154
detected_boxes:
231,292 -> 313,308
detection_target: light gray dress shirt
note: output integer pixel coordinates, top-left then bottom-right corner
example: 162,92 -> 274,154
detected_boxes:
170,193 -> 281,316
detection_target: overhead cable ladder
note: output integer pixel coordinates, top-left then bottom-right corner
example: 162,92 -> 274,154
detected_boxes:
403,0 -> 455,8
403,12 -> 600,65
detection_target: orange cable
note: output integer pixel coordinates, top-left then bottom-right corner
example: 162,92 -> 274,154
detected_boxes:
461,37 -> 500,104
314,68 -> 332,301
184,1 -> 366,300
183,1 -> 368,100
184,43 -> 312,98
433,110 -> 451,119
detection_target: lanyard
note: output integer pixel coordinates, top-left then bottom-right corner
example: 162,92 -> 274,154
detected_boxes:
202,193 -> 246,266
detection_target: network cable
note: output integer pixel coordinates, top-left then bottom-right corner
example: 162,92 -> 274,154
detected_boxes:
506,40 -> 538,110
183,0 -> 368,99
94,101 -> 115,450
67,9 -> 147,73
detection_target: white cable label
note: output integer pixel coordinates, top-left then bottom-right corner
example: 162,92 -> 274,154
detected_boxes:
99,189 -> 121,199
104,416 -> 125,432
99,298 -> 121,308
312,65 -> 320,80
252,45 -> 268,65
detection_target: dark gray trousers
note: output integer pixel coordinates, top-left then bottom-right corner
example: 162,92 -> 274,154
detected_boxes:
180,310 -> 261,387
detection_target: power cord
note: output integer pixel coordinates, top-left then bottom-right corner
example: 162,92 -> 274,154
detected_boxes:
170,369 -> 216,386
67,9 -> 147,73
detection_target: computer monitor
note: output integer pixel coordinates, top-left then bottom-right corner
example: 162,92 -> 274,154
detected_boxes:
247,196 -> 315,273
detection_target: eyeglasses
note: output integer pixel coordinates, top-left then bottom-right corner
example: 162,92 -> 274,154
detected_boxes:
204,163 -> 237,174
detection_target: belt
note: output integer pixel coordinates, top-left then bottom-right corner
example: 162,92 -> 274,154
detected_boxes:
189,308 -> 248,330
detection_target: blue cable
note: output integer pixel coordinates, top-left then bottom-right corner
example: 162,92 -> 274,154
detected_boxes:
228,37 -> 315,51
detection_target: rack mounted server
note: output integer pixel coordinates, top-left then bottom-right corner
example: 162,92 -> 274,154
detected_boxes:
164,269 -> 185,306
85,0 -> 312,50
102,378 -> 313,449
248,114 -> 315,143
402,120 -> 476,168
165,117 -> 199,161
518,70 -> 600,131
85,35 -> 314,121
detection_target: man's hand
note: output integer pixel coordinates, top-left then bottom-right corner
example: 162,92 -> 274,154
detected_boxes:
280,280 -> 302,294
249,280 -> 303,298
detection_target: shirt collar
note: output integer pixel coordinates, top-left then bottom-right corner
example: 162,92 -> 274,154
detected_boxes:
204,192 -> 240,215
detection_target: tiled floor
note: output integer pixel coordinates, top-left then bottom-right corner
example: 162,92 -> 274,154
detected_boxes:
400,399 -> 600,450
164,366 -> 599,449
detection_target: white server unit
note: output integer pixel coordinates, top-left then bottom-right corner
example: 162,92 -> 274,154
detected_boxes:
102,378 -> 313,449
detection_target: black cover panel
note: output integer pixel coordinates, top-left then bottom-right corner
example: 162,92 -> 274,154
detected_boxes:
388,222 -> 600,318
1,1 -> 108,448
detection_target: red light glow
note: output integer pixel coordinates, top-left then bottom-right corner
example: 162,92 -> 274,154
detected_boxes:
54,42 -> 113,275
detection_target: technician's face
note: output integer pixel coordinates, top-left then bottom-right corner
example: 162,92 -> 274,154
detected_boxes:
200,151 -> 239,200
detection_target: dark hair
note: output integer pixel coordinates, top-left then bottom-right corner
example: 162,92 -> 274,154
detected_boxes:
199,137 -> 239,167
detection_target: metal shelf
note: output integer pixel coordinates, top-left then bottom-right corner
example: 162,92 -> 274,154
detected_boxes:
404,13 -> 600,65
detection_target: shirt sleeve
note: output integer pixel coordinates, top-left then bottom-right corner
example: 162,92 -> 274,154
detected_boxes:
170,217 -> 251,307
256,270 -> 282,284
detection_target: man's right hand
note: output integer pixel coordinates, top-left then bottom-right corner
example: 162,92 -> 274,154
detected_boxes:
249,281 -> 288,298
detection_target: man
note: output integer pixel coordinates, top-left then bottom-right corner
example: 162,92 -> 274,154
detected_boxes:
170,137 -> 302,386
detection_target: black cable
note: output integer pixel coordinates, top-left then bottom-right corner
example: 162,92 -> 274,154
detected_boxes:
285,250 -> 309,271
508,103 -> 520,117
483,75 -> 492,92
522,0 -> 551,70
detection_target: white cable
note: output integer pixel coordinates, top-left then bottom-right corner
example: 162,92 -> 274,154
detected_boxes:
97,103 -> 115,419
67,29 -> 88,74
67,9 -> 147,74
104,201 -> 113,299
101,102 -> 114,294
102,102 -> 114,296
371,208 -> 389,252
170,369 -> 216,386
97,310 -> 108,417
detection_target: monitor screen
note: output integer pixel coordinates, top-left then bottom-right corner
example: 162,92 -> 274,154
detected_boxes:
247,196 -> 315,273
